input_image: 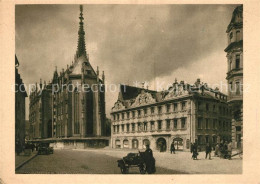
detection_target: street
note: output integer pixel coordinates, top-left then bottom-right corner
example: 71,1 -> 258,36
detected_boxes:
16,149 -> 184,174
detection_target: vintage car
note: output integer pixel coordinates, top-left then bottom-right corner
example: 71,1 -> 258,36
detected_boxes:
37,143 -> 54,155
117,151 -> 146,174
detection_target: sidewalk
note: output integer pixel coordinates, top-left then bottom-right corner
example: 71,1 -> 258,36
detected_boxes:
73,148 -> 242,174
15,150 -> 38,170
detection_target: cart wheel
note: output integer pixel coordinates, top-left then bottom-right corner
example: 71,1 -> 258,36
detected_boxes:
139,164 -> 146,174
120,166 -> 127,174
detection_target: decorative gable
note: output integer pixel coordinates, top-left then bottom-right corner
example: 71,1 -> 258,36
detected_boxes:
112,100 -> 126,112
164,85 -> 189,100
131,90 -> 156,107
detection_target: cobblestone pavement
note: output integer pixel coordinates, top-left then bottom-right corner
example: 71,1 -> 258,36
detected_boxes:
16,149 -> 185,174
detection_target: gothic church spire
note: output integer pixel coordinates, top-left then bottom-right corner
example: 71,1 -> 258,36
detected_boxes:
76,5 -> 87,58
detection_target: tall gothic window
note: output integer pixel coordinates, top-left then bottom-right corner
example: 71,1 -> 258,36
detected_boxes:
74,89 -> 80,134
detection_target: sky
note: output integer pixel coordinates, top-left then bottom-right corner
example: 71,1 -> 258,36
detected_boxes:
15,4 -> 239,119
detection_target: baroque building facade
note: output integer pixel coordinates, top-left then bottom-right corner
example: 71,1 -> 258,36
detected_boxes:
225,5 -> 243,149
29,5 -> 109,148
111,80 -> 232,152
15,55 -> 28,154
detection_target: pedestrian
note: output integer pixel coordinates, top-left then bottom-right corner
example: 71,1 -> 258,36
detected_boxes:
205,143 -> 212,160
144,144 -> 156,174
214,143 -> 219,157
192,142 -> 198,160
227,141 -> 232,160
170,142 -> 175,154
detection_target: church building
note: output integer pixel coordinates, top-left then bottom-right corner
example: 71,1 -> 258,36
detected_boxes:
29,5 -> 109,148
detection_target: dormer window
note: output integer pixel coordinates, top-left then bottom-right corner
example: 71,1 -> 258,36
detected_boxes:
86,70 -> 91,75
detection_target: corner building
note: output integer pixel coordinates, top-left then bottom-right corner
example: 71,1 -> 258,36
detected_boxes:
225,5 -> 243,149
111,80 -> 232,152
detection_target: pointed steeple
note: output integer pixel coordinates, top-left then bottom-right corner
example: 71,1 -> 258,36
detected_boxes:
76,5 -> 87,58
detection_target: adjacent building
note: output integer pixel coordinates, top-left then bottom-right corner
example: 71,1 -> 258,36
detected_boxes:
225,5 -> 243,149
29,5 -> 109,148
15,55 -> 28,153
111,80 -> 232,152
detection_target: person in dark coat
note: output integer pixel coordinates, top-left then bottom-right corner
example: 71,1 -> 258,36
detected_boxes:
144,144 -> 156,174
192,143 -> 198,160
205,143 -> 212,160
170,143 -> 175,154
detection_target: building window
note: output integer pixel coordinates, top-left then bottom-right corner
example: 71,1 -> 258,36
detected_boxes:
236,81 -> 240,95
219,121 -> 222,130
117,114 -> 120,120
158,120 -> 162,130
213,119 -> 217,130
131,123 -> 135,132
122,113 -> 124,120
173,103 -> 178,111
206,119 -> 209,129
74,91 -> 80,134
166,104 -> 171,113
158,106 -> 162,114
127,124 -> 130,132
198,136 -> 202,144
236,30 -> 240,41
236,55 -> 240,69
206,103 -> 209,111
223,122 -> 225,131
181,102 -> 186,110
205,136 -> 209,143
229,32 -> 233,41
150,121 -> 155,131
198,102 -> 201,110
132,111 -> 135,118
127,112 -> 130,119
144,122 -> 147,131
181,118 -> 186,129
229,59 -> 232,71
151,107 -> 155,114
174,119 -> 178,129
138,123 -> 142,131
213,105 -> 216,112
121,124 -> 124,132
198,118 -> 202,129
166,119 -> 171,130
138,110 -> 141,117
219,106 -> 222,115
144,108 -> 147,115
117,125 -> 119,133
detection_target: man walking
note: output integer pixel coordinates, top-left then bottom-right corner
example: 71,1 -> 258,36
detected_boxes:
170,142 -> 175,154
144,144 -> 156,174
205,143 -> 212,160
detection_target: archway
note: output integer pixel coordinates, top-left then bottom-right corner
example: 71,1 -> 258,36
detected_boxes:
123,139 -> 129,148
173,137 -> 183,151
132,139 -> 139,149
143,139 -> 150,149
156,138 -> 167,152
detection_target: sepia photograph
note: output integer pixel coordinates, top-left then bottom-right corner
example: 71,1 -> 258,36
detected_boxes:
13,4 -> 245,175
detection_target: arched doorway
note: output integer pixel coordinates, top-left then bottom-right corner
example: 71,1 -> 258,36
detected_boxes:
156,138 -> 167,152
123,139 -> 129,148
132,139 -> 139,149
143,139 -> 150,149
173,137 -> 183,151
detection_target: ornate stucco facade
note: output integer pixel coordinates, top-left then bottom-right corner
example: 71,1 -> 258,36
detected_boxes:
111,80 -> 232,152
225,5 -> 243,149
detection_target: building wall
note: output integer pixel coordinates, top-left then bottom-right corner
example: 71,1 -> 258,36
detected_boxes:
111,95 -> 231,152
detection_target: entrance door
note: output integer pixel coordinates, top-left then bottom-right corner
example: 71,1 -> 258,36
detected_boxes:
132,139 -> 139,149
173,138 -> 183,151
156,138 -> 167,152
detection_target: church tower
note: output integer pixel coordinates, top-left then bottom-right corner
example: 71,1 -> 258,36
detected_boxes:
225,5 -> 243,149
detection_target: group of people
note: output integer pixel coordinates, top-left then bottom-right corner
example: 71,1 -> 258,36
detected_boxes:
214,141 -> 233,159
190,141 -> 233,160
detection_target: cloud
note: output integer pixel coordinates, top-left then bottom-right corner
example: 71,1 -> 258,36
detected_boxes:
15,4 -> 239,117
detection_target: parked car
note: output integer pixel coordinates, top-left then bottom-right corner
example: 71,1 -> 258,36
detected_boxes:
38,143 -> 54,155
